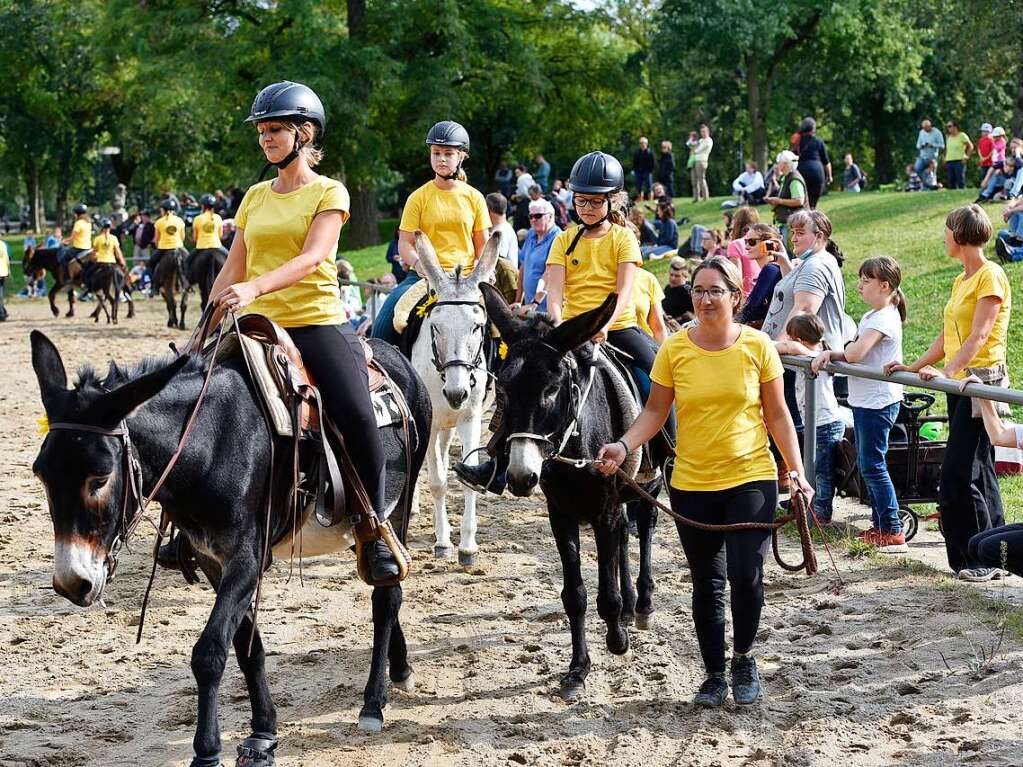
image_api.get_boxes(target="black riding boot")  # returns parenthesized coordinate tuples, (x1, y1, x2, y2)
(363, 539, 400, 582)
(156, 529, 200, 584)
(454, 455, 508, 495)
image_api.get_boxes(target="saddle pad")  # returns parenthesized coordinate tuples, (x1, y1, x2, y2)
(371, 389, 404, 429)
(593, 348, 643, 480)
(216, 333, 296, 437)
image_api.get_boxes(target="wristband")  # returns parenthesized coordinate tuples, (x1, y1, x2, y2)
(617, 439, 631, 453)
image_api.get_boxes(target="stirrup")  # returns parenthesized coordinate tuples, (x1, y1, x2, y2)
(236, 734, 278, 766)
(355, 519, 412, 587)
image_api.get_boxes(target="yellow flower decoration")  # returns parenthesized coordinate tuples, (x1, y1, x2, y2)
(498, 341, 508, 360)
(37, 415, 50, 435)
(415, 294, 438, 318)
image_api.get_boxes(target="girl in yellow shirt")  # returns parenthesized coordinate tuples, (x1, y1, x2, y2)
(370, 120, 488, 343)
(205, 80, 395, 582)
(60, 203, 92, 267)
(597, 257, 810, 709)
(90, 219, 126, 270)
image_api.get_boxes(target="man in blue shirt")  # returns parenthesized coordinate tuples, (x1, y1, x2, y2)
(517, 198, 561, 313)
(915, 119, 945, 174)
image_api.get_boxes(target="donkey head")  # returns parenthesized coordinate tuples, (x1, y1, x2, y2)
(30, 331, 187, 606)
(415, 230, 500, 410)
(482, 284, 617, 497)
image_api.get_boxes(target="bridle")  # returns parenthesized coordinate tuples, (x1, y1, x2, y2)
(426, 299, 488, 388)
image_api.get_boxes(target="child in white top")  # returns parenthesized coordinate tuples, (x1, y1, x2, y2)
(776, 313, 844, 522)
(813, 256, 907, 552)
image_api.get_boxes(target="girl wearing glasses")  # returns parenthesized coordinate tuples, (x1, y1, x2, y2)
(597, 256, 810, 708)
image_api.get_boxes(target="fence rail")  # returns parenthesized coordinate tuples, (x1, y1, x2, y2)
(779, 354, 1023, 482)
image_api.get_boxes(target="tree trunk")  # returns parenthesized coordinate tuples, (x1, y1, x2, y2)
(1013, 61, 1023, 141)
(869, 95, 895, 185)
(745, 54, 769, 172)
(345, 186, 380, 250)
(25, 160, 43, 232)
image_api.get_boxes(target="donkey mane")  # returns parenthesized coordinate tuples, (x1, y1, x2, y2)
(74, 353, 205, 395)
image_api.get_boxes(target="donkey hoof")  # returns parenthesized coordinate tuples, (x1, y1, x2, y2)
(560, 681, 586, 702)
(635, 611, 656, 631)
(393, 669, 417, 692)
(458, 550, 477, 567)
(357, 713, 384, 733)
(433, 545, 454, 560)
(607, 628, 630, 656)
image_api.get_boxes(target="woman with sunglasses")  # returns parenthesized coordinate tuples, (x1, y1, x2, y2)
(738, 223, 786, 328)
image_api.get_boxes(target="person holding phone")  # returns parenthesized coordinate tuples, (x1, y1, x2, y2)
(738, 223, 786, 328)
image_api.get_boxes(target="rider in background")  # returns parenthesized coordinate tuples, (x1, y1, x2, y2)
(61, 203, 92, 267)
(148, 199, 186, 279)
(92, 218, 127, 271)
(189, 193, 228, 279)
(370, 120, 488, 344)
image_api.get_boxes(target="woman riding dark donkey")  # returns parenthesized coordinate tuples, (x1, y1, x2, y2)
(457, 150, 658, 493)
(597, 257, 812, 708)
(60, 202, 92, 266)
(159, 80, 398, 583)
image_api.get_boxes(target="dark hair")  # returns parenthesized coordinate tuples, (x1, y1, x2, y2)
(485, 192, 507, 215)
(799, 116, 817, 134)
(859, 255, 908, 322)
(945, 204, 993, 246)
(658, 201, 676, 220)
(786, 313, 826, 347)
(730, 206, 760, 241)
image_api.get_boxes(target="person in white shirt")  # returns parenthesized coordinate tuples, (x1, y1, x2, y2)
(813, 255, 908, 552)
(486, 192, 519, 268)
(726, 161, 765, 207)
(514, 165, 535, 199)
(691, 124, 714, 201)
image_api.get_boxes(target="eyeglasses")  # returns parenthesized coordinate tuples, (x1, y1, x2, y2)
(574, 198, 607, 210)
(692, 287, 735, 300)
(529, 213, 548, 220)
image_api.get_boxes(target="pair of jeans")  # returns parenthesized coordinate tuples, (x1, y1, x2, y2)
(946, 160, 966, 189)
(670, 480, 777, 674)
(914, 156, 932, 174)
(813, 420, 845, 520)
(852, 403, 901, 533)
(969, 524, 1023, 576)
(939, 393, 1004, 572)
(981, 172, 1005, 200)
(634, 171, 652, 195)
(370, 270, 420, 345)
(691, 161, 709, 201)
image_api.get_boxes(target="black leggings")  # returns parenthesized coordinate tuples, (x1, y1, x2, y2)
(287, 324, 386, 513)
(607, 326, 656, 373)
(670, 480, 777, 674)
(798, 161, 825, 208)
(969, 524, 1023, 576)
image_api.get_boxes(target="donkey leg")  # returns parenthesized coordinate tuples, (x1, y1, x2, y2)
(179, 281, 189, 329)
(162, 284, 177, 328)
(455, 414, 482, 565)
(427, 427, 455, 559)
(231, 614, 278, 756)
(48, 284, 59, 316)
(66, 286, 75, 318)
(635, 499, 658, 629)
(124, 289, 135, 318)
(388, 607, 415, 690)
(359, 584, 402, 732)
(548, 505, 590, 699)
(111, 286, 120, 325)
(594, 517, 629, 656)
(618, 503, 638, 627)
(190, 553, 259, 767)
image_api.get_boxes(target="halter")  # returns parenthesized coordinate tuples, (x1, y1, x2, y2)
(47, 421, 145, 582)
(426, 299, 488, 388)
(507, 343, 599, 461)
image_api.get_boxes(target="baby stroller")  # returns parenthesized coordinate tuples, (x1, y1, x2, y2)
(832, 388, 947, 542)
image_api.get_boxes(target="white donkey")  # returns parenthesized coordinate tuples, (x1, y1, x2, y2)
(410, 230, 500, 565)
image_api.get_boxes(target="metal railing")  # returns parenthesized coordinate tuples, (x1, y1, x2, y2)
(780, 355, 1023, 482)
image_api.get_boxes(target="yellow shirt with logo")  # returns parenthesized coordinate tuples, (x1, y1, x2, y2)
(942, 260, 1011, 378)
(71, 219, 92, 249)
(398, 181, 488, 271)
(92, 233, 117, 264)
(633, 268, 665, 337)
(235, 175, 349, 327)
(193, 210, 224, 250)
(651, 326, 783, 491)
(546, 223, 642, 331)
(0, 240, 9, 278)
(155, 214, 186, 250)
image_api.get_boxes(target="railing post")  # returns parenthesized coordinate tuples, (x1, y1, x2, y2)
(801, 367, 817, 486)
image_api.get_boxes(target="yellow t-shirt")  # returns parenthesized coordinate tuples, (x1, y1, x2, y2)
(633, 268, 665, 338)
(398, 181, 488, 271)
(236, 175, 350, 327)
(942, 260, 1012, 378)
(651, 325, 784, 491)
(155, 214, 186, 250)
(193, 211, 224, 250)
(547, 224, 642, 331)
(0, 241, 9, 278)
(92, 233, 117, 264)
(71, 219, 92, 249)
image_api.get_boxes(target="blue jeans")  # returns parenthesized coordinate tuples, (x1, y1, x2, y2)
(914, 156, 931, 174)
(813, 420, 846, 520)
(981, 172, 1005, 200)
(946, 160, 966, 189)
(634, 171, 652, 195)
(370, 271, 420, 345)
(852, 403, 901, 533)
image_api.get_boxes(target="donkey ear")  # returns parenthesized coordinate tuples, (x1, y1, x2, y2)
(546, 293, 618, 354)
(31, 330, 68, 410)
(470, 230, 502, 287)
(413, 231, 449, 291)
(94, 354, 191, 425)
(481, 282, 527, 343)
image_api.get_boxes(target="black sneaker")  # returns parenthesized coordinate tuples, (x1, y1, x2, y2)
(730, 655, 762, 705)
(693, 673, 728, 707)
(995, 237, 1012, 264)
(454, 459, 506, 495)
(364, 539, 400, 582)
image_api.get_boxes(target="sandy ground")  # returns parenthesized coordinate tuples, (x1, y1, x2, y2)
(2, 298, 1023, 767)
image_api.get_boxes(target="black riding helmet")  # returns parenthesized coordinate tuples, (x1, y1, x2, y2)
(159, 199, 178, 213)
(100, 218, 112, 229)
(565, 151, 625, 255)
(426, 121, 470, 180)
(201, 193, 216, 208)
(246, 81, 326, 180)
(73, 202, 88, 215)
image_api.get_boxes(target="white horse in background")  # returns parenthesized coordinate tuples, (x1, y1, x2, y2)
(410, 230, 500, 566)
